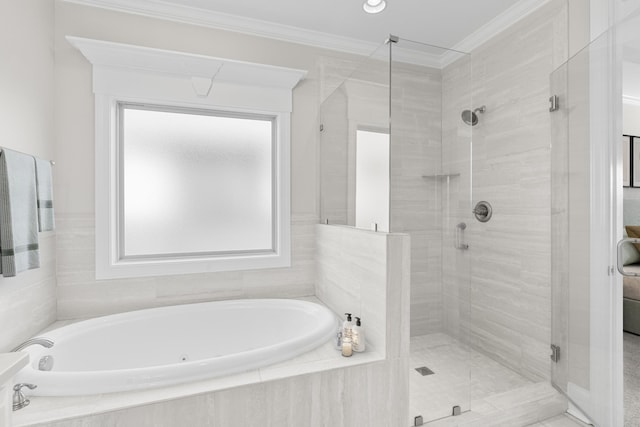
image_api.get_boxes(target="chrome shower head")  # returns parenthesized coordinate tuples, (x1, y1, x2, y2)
(461, 105, 486, 126)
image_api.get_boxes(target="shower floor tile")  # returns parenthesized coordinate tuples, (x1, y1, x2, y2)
(410, 333, 532, 424)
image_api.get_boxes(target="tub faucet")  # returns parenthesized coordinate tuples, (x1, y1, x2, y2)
(13, 383, 37, 411)
(11, 338, 54, 352)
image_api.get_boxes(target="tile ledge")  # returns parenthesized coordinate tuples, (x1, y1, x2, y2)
(0, 352, 29, 385)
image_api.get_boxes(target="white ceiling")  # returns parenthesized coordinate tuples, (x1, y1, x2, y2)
(156, 0, 523, 48)
(66, 0, 546, 65)
(64, 0, 640, 95)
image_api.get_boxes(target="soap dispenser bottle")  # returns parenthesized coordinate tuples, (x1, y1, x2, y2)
(343, 313, 354, 340)
(353, 317, 366, 352)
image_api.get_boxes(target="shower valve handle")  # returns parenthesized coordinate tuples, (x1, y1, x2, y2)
(473, 206, 488, 215)
(473, 201, 493, 223)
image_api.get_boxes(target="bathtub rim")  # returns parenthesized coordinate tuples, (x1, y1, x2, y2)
(15, 298, 339, 395)
(11, 296, 385, 427)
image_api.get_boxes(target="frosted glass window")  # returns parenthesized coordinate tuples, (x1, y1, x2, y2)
(119, 104, 274, 259)
(355, 130, 389, 232)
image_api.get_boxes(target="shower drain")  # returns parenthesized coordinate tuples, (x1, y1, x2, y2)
(415, 366, 434, 376)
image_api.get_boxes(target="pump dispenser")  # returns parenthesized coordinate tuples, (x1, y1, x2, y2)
(352, 317, 366, 352)
(343, 313, 353, 340)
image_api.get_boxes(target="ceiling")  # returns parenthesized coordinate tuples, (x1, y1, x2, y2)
(152, 0, 524, 49)
(66, 0, 545, 66)
(64, 0, 640, 97)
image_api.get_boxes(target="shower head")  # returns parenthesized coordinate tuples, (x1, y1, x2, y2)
(461, 105, 486, 126)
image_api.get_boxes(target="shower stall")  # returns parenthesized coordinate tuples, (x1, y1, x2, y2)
(319, 0, 623, 424)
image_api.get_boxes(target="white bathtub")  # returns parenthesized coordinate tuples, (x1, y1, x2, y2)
(15, 299, 337, 396)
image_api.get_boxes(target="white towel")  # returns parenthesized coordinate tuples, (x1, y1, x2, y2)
(0, 149, 40, 277)
(35, 157, 55, 232)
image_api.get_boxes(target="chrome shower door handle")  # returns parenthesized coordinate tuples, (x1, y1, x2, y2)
(455, 222, 469, 250)
(617, 238, 640, 276)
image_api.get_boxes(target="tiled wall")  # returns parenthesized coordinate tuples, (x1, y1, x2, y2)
(56, 213, 317, 319)
(389, 60, 444, 336)
(0, 0, 57, 351)
(440, 54, 473, 339)
(29, 359, 409, 427)
(320, 53, 445, 337)
(442, 0, 569, 381)
(315, 224, 411, 357)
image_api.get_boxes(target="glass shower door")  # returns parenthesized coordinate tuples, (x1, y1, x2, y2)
(550, 28, 622, 427)
(389, 38, 473, 425)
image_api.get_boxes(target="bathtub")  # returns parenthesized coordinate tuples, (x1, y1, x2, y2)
(14, 299, 337, 396)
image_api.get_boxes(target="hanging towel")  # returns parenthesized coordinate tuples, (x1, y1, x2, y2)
(0, 149, 40, 277)
(34, 157, 55, 232)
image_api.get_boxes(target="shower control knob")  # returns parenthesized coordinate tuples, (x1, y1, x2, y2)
(473, 206, 488, 215)
(473, 201, 492, 223)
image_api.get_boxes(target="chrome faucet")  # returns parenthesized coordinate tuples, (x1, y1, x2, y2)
(13, 383, 37, 411)
(11, 337, 54, 352)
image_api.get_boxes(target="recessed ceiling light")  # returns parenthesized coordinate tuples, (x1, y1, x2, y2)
(363, 0, 386, 14)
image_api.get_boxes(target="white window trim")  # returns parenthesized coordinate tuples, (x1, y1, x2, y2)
(68, 36, 306, 279)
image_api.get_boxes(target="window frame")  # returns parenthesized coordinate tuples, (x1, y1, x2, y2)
(97, 94, 291, 279)
(67, 37, 304, 279)
(116, 101, 279, 261)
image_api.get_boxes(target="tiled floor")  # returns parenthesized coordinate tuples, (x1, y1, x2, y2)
(528, 414, 591, 426)
(410, 333, 533, 424)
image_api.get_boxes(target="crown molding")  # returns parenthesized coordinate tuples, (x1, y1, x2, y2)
(449, 0, 551, 56)
(63, 0, 385, 57)
(64, 0, 548, 69)
(392, 46, 447, 68)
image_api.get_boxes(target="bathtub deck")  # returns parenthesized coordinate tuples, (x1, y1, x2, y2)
(12, 297, 385, 427)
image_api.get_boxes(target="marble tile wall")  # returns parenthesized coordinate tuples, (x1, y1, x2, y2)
(441, 0, 569, 382)
(0, 234, 57, 352)
(55, 213, 317, 319)
(440, 54, 473, 340)
(315, 224, 411, 357)
(315, 225, 387, 351)
(29, 359, 409, 427)
(389, 60, 444, 336)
